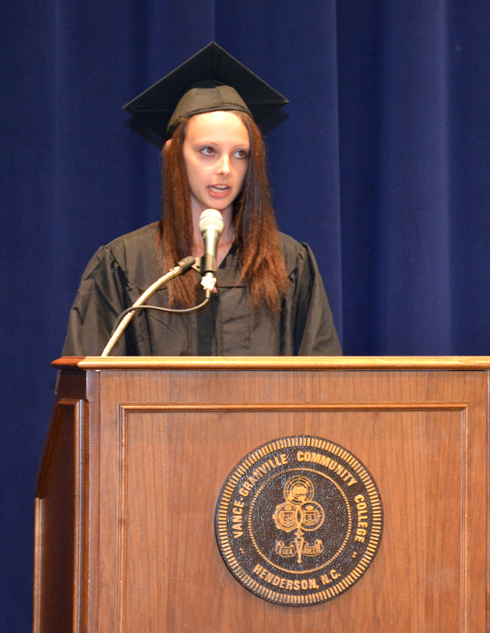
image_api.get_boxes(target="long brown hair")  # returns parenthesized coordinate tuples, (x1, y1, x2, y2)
(160, 111, 289, 311)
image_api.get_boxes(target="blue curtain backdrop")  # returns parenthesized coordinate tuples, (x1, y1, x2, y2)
(2, 0, 490, 629)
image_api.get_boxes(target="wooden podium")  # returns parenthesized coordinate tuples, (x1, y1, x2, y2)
(34, 357, 489, 632)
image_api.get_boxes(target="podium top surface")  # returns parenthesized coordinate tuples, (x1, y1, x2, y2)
(53, 356, 490, 371)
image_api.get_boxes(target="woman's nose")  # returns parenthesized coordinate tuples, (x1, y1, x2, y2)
(217, 154, 231, 175)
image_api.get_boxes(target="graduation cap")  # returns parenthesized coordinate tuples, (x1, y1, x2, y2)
(123, 42, 289, 139)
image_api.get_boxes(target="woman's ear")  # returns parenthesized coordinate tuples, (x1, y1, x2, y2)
(162, 138, 172, 158)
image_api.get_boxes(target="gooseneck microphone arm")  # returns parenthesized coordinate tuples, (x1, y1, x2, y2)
(101, 256, 196, 357)
(100, 209, 225, 357)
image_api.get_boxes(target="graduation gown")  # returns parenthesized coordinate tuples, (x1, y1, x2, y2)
(62, 223, 341, 356)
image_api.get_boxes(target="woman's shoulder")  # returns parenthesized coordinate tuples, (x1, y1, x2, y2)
(278, 232, 317, 275)
(84, 222, 162, 290)
(104, 222, 161, 255)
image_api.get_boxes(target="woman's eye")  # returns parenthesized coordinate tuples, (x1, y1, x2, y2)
(201, 147, 214, 156)
(235, 149, 249, 159)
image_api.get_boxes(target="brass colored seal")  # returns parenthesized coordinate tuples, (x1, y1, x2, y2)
(215, 436, 383, 606)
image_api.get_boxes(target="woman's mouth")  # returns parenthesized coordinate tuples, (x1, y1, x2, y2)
(208, 184, 230, 198)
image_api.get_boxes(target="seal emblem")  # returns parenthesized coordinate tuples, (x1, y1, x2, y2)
(215, 436, 383, 606)
(273, 476, 325, 563)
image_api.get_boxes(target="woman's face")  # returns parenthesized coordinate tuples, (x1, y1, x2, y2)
(182, 111, 250, 218)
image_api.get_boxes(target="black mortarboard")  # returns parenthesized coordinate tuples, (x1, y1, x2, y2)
(123, 42, 289, 139)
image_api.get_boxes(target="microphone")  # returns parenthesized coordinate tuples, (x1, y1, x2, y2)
(199, 209, 224, 274)
(198, 209, 224, 297)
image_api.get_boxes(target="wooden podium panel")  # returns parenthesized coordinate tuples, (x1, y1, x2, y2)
(34, 357, 490, 632)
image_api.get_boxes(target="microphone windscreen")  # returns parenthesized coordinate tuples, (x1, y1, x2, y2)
(199, 209, 224, 236)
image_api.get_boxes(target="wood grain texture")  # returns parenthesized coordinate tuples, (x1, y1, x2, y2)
(35, 361, 490, 632)
(33, 398, 87, 633)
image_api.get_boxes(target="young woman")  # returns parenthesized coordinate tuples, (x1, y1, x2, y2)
(62, 44, 341, 357)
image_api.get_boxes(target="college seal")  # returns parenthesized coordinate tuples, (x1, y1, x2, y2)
(215, 436, 383, 606)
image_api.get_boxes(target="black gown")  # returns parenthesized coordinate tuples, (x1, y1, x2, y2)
(62, 223, 341, 356)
